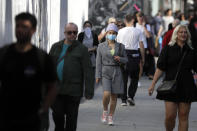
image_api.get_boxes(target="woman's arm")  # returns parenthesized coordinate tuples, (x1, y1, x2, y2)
(95, 45, 102, 83)
(98, 29, 106, 41)
(148, 68, 163, 95)
(144, 24, 151, 38)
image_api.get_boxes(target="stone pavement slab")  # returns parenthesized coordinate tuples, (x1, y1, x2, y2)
(49, 76, 197, 131)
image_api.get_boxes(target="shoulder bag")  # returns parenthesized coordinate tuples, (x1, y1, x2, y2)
(156, 50, 187, 94)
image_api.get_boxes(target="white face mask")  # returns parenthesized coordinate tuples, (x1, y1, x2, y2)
(84, 27, 92, 38)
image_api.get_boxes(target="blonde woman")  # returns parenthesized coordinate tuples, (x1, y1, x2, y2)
(96, 23, 128, 125)
(148, 25, 197, 131)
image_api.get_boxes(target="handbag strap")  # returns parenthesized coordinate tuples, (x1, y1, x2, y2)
(118, 43, 122, 56)
(174, 49, 187, 80)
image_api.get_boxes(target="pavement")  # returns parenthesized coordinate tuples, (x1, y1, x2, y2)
(49, 76, 197, 131)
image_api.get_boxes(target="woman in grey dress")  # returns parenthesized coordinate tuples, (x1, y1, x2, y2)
(96, 23, 128, 125)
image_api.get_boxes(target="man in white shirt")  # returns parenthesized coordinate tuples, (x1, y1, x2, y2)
(136, 12, 151, 49)
(117, 14, 145, 106)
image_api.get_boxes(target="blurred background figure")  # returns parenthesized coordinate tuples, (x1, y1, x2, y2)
(142, 15, 156, 80)
(153, 10, 164, 56)
(163, 9, 174, 33)
(177, 13, 189, 25)
(162, 19, 180, 48)
(189, 13, 197, 49)
(135, 12, 151, 82)
(116, 20, 125, 30)
(78, 20, 99, 79)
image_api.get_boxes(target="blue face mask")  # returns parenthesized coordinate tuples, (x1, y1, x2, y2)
(106, 34, 116, 41)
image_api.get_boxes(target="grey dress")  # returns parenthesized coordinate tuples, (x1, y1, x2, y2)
(96, 41, 128, 94)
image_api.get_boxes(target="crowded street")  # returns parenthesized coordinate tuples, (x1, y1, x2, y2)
(0, 0, 197, 131)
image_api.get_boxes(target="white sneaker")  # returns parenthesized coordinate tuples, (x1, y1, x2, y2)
(108, 115, 114, 126)
(138, 82, 141, 87)
(101, 111, 108, 124)
(121, 102, 127, 106)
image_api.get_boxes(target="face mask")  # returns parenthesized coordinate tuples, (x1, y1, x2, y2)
(84, 27, 92, 38)
(106, 34, 116, 41)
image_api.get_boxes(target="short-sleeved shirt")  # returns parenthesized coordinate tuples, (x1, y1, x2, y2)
(156, 44, 197, 102)
(136, 23, 151, 48)
(117, 26, 143, 50)
(0, 44, 57, 120)
(163, 16, 174, 33)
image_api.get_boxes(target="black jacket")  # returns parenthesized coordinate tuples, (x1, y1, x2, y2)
(78, 31, 99, 55)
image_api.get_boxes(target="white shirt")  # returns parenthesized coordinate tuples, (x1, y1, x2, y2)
(117, 26, 143, 50)
(163, 16, 174, 33)
(136, 23, 151, 48)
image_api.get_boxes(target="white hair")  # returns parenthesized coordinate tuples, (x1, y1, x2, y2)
(168, 24, 193, 49)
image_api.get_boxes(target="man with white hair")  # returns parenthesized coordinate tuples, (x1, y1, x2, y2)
(162, 19, 180, 48)
(49, 23, 94, 131)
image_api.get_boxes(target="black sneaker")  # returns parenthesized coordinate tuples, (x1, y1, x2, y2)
(121, 100, 127, 106)
(127, 98, 135, 106)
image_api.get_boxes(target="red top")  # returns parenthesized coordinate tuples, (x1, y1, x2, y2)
(162, 28, 175, 48)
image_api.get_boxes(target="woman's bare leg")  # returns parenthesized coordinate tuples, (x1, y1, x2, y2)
(165, 101, 178, 131)
(178, 102, 191, 131)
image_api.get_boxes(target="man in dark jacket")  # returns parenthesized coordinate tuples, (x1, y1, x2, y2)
(49, 22, 94, 131)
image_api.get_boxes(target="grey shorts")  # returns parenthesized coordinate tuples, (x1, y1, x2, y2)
(102, 77, 123, 94)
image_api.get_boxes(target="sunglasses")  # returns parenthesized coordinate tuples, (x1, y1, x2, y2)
(66, 31, 78, 35)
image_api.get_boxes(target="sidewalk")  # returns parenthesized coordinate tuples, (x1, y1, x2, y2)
(49, 76, 197, 131)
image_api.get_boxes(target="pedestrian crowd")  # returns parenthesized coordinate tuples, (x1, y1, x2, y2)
(0, 8, 197, 131)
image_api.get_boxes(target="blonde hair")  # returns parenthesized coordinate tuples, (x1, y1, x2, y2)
(108, 17, 116, 24)
(168, 24, 193, 49)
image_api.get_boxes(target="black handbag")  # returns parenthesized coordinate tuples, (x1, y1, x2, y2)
(156, 50, 187, 94)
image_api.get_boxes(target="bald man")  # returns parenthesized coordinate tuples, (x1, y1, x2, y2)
(49, 23, 94, 131)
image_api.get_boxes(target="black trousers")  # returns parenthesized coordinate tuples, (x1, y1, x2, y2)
(143, 51, 155, 76)
(121, 50, 140, 101)
(52, 95, 81, 131)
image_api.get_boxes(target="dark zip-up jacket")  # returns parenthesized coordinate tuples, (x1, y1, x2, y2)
(49, 40, 94, 98)
(78, 31, 99, 56)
